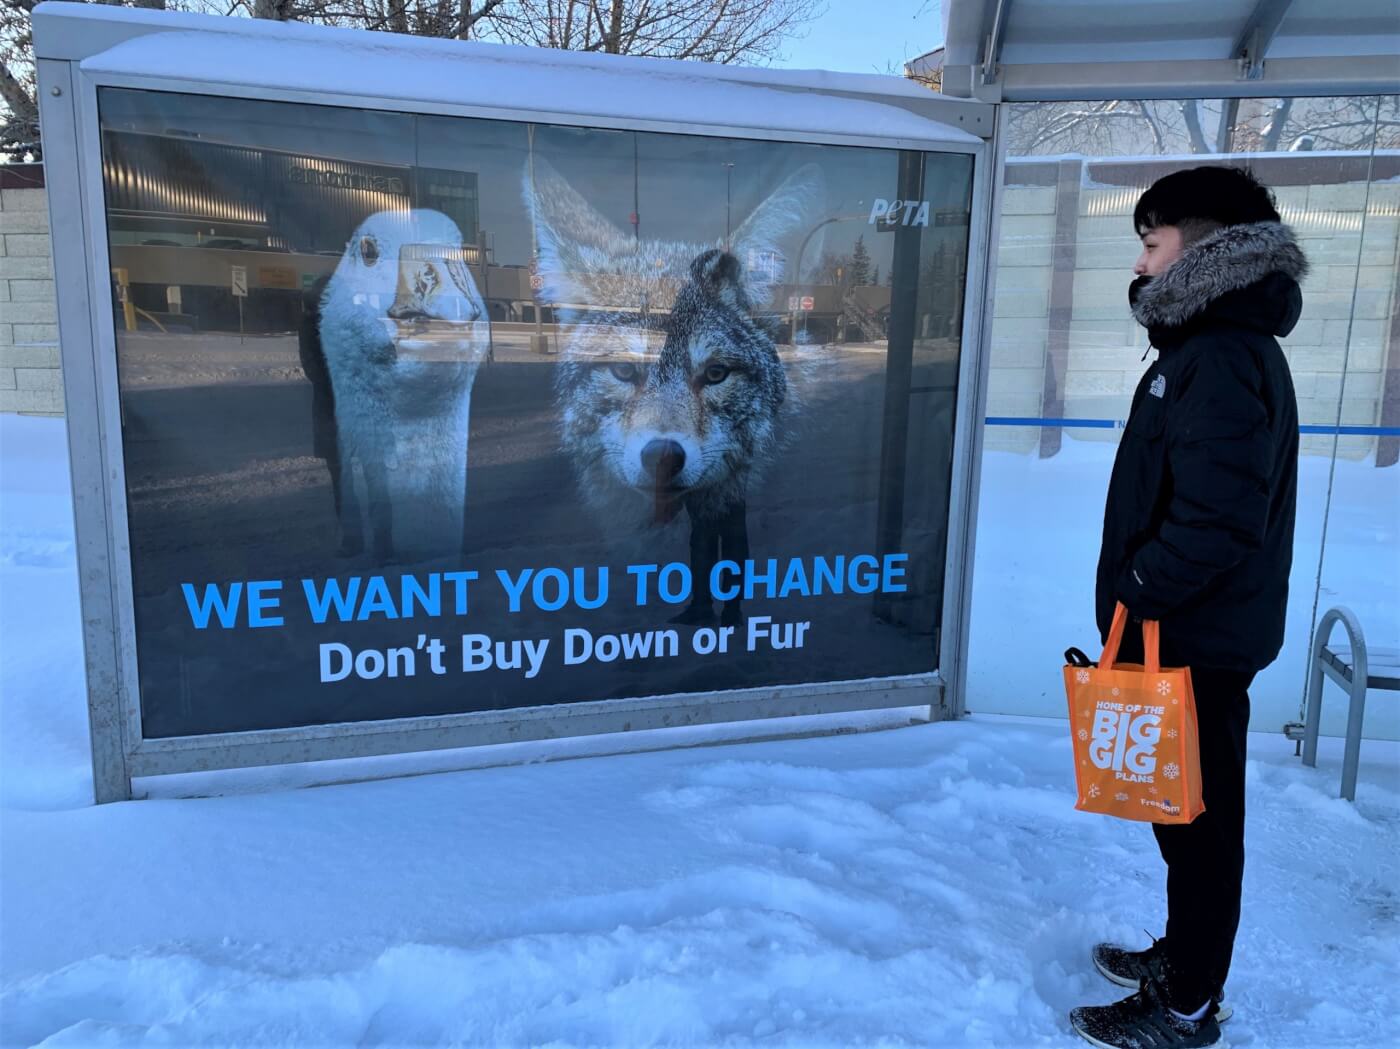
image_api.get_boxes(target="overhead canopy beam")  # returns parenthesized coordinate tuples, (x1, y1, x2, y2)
(942, 54, 1400, 102)
(938, 0, 1398, 102)
(980, 0, 1014, 86)
(1234, 0, 1299, 80)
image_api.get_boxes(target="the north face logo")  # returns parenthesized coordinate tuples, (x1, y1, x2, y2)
(1149, 375, 1167, 399)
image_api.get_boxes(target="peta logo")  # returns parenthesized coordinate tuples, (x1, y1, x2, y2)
(1088, 703, 1162, 781)
(1149, 375, 1167, 399)
(869, 198, 931, 228)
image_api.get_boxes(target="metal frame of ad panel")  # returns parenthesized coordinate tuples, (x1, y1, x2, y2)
(34, 5, 997, 803)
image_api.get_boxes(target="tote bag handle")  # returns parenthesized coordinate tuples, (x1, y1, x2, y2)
(1100, 601, 1161, 674)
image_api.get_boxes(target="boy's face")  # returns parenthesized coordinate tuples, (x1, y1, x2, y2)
(1134, 225, 1184, 278)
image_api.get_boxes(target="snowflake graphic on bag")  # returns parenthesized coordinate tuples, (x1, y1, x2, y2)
(1076, 669, 1091, 685)
(1077, 728, 1089, 741)
(1148, 786, 1159, 795)
(1088, 784, 1101, 799)
(1167, 728, 1178, 740)
(1156, 680, 1172, 696)
(1115, 792, 1130, 802)
(1163, 762, 1180, 780)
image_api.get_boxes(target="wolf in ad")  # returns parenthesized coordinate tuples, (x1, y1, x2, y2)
(299, 209, 490, 563)
(526, 161, 824, 622)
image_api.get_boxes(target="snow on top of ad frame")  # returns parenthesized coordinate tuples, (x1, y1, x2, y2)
(32, 2, 986, 147)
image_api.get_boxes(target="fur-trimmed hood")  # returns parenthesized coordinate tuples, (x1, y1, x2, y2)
(1131, 221, 1308, 332)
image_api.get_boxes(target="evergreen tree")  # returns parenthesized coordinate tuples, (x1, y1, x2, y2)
(849, 234, 872, 286)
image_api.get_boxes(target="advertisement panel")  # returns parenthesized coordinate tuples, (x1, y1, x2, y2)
(98, 88, 974, 739)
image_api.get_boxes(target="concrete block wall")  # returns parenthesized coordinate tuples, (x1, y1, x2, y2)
(1283, 181, 1399, 457)
(0, 174, 62, 416)
(984, 187, 1055, 452)
(1062, 185, 1150, 439)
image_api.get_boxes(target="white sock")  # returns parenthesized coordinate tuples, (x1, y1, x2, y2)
(1170, 1001, 1211, 1023)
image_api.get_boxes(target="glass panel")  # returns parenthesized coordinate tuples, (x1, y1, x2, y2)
(1311, 95, 1400, 741)
(970, 96, 1393, 738)
(97, 88, 975, 738)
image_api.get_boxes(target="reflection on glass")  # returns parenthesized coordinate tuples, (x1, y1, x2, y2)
(302, 213, 489, 562)
(973, 94, 1399, 736)
(529, 160, 823, 624)
(96, 87, 974, 737)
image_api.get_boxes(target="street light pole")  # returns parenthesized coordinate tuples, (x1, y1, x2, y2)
(789, 215, 844, 344)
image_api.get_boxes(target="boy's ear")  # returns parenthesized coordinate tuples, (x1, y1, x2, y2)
(523, 158, 633, 311)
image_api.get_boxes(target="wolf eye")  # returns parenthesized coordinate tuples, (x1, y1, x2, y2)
(703, 363, 731, 384)
(608, 362, 639, 383)
(359, 237, 380, 266)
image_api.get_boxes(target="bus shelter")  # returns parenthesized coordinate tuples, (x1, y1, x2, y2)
(32, 2, 998, 802)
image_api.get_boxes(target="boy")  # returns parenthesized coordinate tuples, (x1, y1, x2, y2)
(1072, 166, 1305, 1049)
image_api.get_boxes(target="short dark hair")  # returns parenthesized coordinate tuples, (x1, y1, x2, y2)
(1134, 166, 1280, 236)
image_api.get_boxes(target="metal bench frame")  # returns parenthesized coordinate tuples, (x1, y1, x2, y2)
(1301, 606, 1400, 802)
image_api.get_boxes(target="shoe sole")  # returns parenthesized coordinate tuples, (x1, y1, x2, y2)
(1091, 957, 1233, 1024)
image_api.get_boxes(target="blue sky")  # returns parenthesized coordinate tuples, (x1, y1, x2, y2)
(772, 1, 942, 75)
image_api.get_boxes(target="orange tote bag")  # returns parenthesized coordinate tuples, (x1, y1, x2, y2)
(1063, 603, 1204, 824)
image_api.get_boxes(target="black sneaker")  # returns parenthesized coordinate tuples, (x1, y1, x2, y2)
(1093, 938, 1166, 990)
(1070, 978, 1222, 1049)
(1092, 940, 1233, 1024)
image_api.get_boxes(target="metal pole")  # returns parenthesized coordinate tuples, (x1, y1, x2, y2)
(478, 229, 493, 361)
(37, 57, 133, 802)
(528, 124, 547, 353)
(723, 162, 734, 249)
(790, 215, 842, 344)
(874, 151, 926, 603)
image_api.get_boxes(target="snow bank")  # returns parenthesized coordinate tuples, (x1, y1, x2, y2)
(0, 415, 91, 811)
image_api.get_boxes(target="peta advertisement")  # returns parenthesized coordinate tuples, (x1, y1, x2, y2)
(98, 89, 974, 738)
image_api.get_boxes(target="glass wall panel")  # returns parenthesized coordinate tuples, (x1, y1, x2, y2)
(97, 89, 975, 739)
(1310, 95, 1400, 740)
(970, 95, 1397, 741)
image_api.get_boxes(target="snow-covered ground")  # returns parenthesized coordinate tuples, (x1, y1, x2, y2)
(3, 414, 1398, 1047)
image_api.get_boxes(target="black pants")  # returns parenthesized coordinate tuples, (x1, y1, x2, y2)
(1153, 667, 1254, 1011)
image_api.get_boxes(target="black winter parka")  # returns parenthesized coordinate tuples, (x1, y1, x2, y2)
(1096, 221, 1306, 674)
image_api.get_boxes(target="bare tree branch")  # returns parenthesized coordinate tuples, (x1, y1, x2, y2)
(0, 55, 33, 120)
(1001, 94, 1399, 164)
(1134, 100, 1165, 153)
(1181, 100, 1213, 154)
(481, 0, 821, 64)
